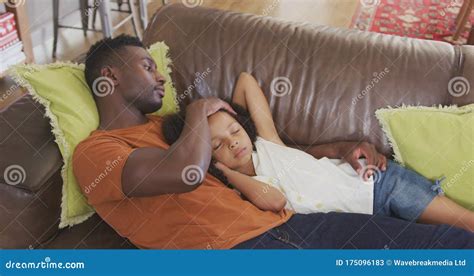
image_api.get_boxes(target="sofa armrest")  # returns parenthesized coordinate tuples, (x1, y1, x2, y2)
(0, 77, 64, 248)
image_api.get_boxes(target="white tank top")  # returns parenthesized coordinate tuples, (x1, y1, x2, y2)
(251, 136, 374, 214)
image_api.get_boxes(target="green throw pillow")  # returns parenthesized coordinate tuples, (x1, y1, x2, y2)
(376, 104, 474, 210)
(8, 42, 178, 228)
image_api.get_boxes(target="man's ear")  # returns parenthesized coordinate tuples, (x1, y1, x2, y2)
(100, 66, 119, 86)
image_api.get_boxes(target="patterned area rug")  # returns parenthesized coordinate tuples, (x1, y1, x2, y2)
(350, 0, 474, 44)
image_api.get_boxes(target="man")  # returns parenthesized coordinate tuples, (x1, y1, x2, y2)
(73, 35, 474, 249)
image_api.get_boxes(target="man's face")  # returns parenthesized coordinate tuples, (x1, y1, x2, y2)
(112, 46, 166, 114)
(208, 111, 253, 171)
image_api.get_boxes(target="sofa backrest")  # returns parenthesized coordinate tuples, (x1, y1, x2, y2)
(143, 4, 474, 156)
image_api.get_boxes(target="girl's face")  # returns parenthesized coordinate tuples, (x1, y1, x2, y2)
(208, 111, 253, 171)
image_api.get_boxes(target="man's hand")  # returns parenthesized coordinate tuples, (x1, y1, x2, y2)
(341, 142, 387, 179)
(123, 99, 233, 197)
(292, 141, 387, 181)
(187, 97, 236, 117)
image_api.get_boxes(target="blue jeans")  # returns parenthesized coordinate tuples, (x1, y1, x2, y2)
(232, 213, 474, 249)
(373, 160, 439, 221)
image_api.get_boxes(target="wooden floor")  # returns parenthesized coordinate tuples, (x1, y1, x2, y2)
(160, 0, 358, 27)
(35, 0, 359, 64)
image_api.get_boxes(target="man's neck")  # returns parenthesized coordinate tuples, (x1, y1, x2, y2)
(96, 96, 149, 130)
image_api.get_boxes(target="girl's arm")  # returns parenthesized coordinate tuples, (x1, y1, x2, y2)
(215, 162, 287, 212)
(232, 72, 285, 146)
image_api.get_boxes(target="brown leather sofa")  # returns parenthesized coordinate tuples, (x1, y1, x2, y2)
(1, 4, 473, 249)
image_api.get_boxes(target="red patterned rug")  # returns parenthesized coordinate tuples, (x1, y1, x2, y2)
(351, 0, 474, 44)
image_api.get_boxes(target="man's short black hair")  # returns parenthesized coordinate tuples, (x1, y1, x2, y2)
(162, 103, 257, 188)
(84, 34, 144, 90)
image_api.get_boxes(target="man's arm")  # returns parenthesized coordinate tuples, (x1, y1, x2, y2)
(289, 141, 387, 174)
(122, 98, 235, 197)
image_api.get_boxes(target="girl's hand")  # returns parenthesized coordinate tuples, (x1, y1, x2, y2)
(214, 161, 231, 174)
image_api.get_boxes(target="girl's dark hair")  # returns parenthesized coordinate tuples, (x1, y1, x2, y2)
(162, 102, 257, 187)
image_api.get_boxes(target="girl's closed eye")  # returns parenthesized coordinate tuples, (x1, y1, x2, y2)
(213, 142, 222, 151)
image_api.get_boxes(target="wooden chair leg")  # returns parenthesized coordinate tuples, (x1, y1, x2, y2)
(467, 25, 474, 45)
(98, 0, 113, 38)
(52, 0, 59, 59)
(92, 4, 98, 30)
(79, 0, 89, 37)
(453, 0, 474, 41)
(129, 0, 142, 39)
(455, 0, 470, 25)
(139, 0, 148, 31)
(117, 0, 124, 11)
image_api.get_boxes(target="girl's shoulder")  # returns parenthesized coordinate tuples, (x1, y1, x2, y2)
(255, 136, 288, 148)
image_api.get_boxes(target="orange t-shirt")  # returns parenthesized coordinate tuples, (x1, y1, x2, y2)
(73, 115, 292, 249)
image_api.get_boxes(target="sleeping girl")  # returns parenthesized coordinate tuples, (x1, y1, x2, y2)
(162, 72, 474, 232)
